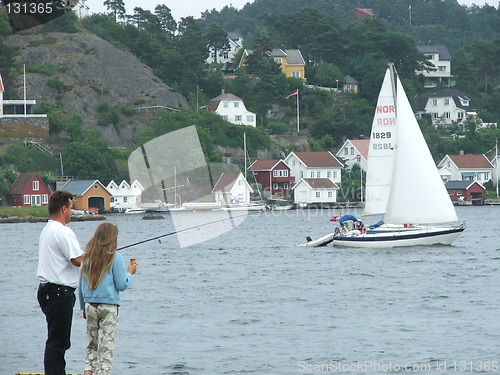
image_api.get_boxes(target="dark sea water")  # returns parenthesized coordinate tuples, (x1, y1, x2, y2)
(1, 205, 500, 375)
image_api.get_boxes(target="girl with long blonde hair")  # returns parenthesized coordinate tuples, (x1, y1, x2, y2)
(79, 222, 137, 375)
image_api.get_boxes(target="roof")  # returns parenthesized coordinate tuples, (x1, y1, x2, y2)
(207, 93, 243, 112)
(269, 49, 306, 65)
(227, 31, 242, 42)
(7, 173, 39, 195)
(417, 45, 452, 61)
(445, 180, 485, 190)
(248, 159, 284, 171)
(291, 151, 343, 168)
(302, 178, 339, 189)
(212, 173, 241, 193)
(61, 180, 106, 196)
(354, 8, 375, 18)
(349, 139, 370, 159)
(417, 89, 477, 112)
(345, 75, 359, 84)
(448, 154, 494, 169)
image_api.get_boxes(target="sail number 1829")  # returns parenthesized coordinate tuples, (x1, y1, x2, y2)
(372, 132, 392, 150)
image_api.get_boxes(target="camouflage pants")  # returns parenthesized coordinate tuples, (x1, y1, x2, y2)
(84, 303, 119, 375)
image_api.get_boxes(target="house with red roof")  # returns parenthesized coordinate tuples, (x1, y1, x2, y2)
(292, 178, 339, 207)
(7, 173, 51, 207)
(207, 91, 256, 127)
(284, 151, 343, 185)
(247, 159, 294, 199)
(437, 154, 494, 184)
(336, 139, 369, 171)
(444, 180, 485, 205)
(212, 173, 253, 205)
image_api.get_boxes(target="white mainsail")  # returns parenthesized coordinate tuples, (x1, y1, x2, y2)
(364, 67, 398, 215)
(384, 77, 459, 224)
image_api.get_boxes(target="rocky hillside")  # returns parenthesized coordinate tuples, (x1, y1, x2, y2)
(3, 31, 190, 147)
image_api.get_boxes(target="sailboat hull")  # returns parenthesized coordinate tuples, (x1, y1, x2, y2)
(331, 225, 465, 248)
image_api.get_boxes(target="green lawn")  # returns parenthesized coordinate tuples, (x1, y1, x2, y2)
(0, 206, 49, 218)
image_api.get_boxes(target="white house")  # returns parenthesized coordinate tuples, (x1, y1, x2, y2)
(207, 91, 256, 127)
(212, 173, 253, 205)
(336, 139, 369, 171)
(206, 31, 243, 65)
(416, 88, 479, 128)
(416, 45, 453, 88)
(106, 179, 145, 212)
(437, 154, 494, 184)
(284, 151, 343, 186)
(292, 178, 339, 206)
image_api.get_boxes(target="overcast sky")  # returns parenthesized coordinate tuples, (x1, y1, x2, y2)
(84, 0, 497, 21)
(84, 0, 252, 20)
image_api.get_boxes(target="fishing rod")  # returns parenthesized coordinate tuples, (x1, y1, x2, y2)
(117, 210, 263, 251)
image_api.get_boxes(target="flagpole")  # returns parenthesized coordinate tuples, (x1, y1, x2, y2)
(296, 90, 300, 133)
(23, 64, 27, 118)
(496, 139, 499, 197)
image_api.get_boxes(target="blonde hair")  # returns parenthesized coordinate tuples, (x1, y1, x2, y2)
(81, 222, 119, 289)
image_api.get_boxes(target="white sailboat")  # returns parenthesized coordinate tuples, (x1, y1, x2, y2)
(363, 68, 397, 215)
(331, 64, 465, 248)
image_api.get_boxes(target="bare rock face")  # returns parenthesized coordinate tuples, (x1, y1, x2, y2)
(4, 32, 190, 146)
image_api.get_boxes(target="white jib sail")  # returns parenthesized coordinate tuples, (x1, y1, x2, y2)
(364, 68, 397, 215)
(384, 77, 459, 224)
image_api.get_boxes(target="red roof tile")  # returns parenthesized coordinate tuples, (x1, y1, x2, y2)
(349, 140, 370, 159)
(449, 154, 494, 169)
(8, 173, 38, 195)
(293, 151, 343, 168)
(303, 178, 339, 189)
(248, 160, 281, 171)
(212, 173, 240, 192)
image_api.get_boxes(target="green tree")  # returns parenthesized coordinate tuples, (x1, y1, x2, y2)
(104, 0, 126, 21)
(206, 23, 230, 64)
(155, 4, 177, 36)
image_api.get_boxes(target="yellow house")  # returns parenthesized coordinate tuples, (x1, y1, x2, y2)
(239, 48, 306, 80)
(60, 179, 112, 212)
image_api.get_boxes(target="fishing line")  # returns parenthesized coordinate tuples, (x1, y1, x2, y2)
(117, 210, 263, 251)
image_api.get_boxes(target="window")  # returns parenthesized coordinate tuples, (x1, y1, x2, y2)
(328, 192, 333, 198)
(223, 102, 229, 108)
(432, 113, 439, 120)
(344, 148, 348, 155)
(273, 183, 278, 190)
(432, 99, 438, 106)
(292, 70, 301, 78)
(327, 171, 332, 179)
(246, 115, 254, 122)
(315, 192, 321, 198)
(274, 58, 282, 64)
(32, 180, 39, 190)
(234, 102, 239, 108)
(444, 98, 450, 106)
(316, 171, 321, 178)
(284, 183, 289, 189)
(273, 170, 279, 177)
(42, 194, 48, 204)
(123, 197, 128, 203)
(235, 115, 242, 121)
(333, 171, 337, 179)
(438, 66, 446, 72)
(351, 147, 355, 155)
(273, 170, 289, 177)
(222, 115, 228, 121)
(24, 195, 30, 204)
(458, 112, 465, 119)
(310, 171, 314, 178)
(444, 112, 450, 119)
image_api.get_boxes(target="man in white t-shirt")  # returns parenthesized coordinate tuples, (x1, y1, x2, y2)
(37, 190, 83, 375)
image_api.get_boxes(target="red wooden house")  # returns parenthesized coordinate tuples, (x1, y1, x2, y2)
(248, 159, 294, 199)
(7, 173, 51, 207)
(445, 180, 485, 205)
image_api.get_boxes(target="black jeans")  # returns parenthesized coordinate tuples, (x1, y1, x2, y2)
(37, 283, 76, 375)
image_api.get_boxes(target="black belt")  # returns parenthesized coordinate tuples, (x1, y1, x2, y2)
(40, 282, 76, 292)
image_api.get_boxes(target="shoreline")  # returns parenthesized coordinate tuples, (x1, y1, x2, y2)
(0, 214, 106, 224)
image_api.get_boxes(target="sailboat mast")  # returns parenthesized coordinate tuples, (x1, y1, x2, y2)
(388, 62, 397, 108)
(244, 132, 247, 180)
